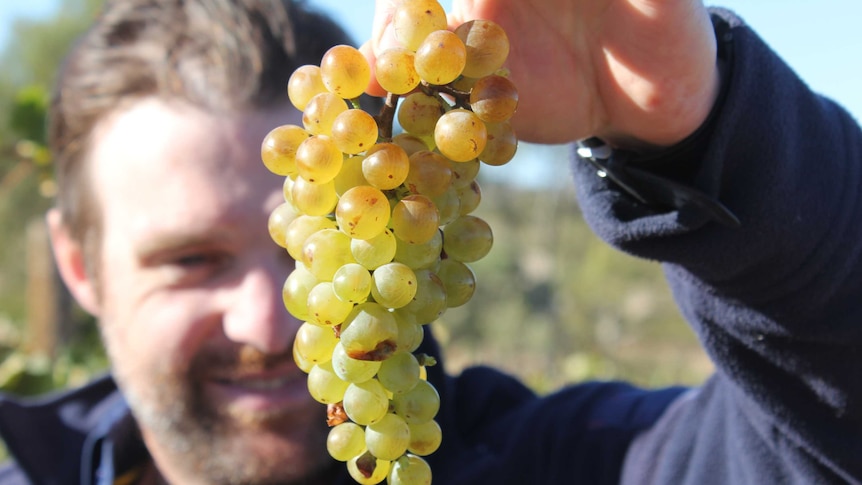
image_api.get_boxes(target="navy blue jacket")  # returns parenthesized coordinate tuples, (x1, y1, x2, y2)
(1, 7, 859, 485)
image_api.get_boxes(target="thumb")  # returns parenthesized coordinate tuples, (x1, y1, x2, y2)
(362, 0, 403, 97)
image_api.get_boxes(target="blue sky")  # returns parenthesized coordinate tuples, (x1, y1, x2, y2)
(1, 1, 861, 186)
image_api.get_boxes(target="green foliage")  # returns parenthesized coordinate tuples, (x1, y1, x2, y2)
(9, 86, 49, 144)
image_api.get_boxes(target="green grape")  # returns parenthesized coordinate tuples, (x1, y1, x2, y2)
(436, 258, 476, 308)
(290, 176, 338, 216)
(407, 420, 442, 456)
(404, 150, 453, 197)
(429, 185, 461, 226)
(393, 230, 442, 270)
(397, 93, 444, 136)
(343, 379, 390, 426)
(267, 201, 299, 248)
(333, 263, 373, 304)
(392, 0, 447, 51)
(479, 121, 518, 166)
(351, 228, 397, 270)
(365, 413, 411, 461)
(283, 174, 296, 203)
(332, 109, 380, 155)
(302, 228, 357, 281)
(377, 351, 420, 395)
(392, 133, 430, 156)
(307, 282, 355, 326)
(389, 454, 432, 485)
(340, 302, 399, 361)
(285, 215, 337, 262)
(303, 92, 349, 136)
(400, 269, 447, 325)
(469, 74, 519, 123)
(362, 143, 410, 191)
(454, 19, 510, 79)
(307, 360, 350, 404)
(295, 135, 343, 185)
(293, 340, 315, 373)
(332, 341, 382, 384)
(336, 185, 392, 240)
(282, 264, 318, 321)
(295, 321, 339, 365)
(347, 451, 391, 485)
(288, 64, 328, 111)
(442, 215, 493, 263)
(448, 158, 481, 188)
(327, 422, 366, 462)
(334, 154, 369, 196)
(321, 44, 372, 100)
(375, 47, 420, 95)
(392, 379, 440, 424)
(261, 124, 309, 176)
(414, 30, 466, 85)
(370, 262, 418, 309)
(456, 179, 481, 216)
(390, 195, 440, 245)
(434, 108, 487, 162)
(393, 312, 425, 353)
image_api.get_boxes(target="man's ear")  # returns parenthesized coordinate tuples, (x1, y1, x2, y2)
(46, 208, 101, 316)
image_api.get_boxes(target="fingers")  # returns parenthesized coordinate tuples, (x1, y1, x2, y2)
(363, 0, 404, 97)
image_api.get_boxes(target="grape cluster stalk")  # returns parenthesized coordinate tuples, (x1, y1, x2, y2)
(261, 1, 518, 483)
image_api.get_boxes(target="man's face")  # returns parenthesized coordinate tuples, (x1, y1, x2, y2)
(86, 98, 328, 484)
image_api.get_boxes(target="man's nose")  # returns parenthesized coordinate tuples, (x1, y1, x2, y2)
(222, 259, 296, 354)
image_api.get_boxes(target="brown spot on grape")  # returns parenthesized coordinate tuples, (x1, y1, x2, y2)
(327, 402, 348, 426)
(346, 340, 397, 361)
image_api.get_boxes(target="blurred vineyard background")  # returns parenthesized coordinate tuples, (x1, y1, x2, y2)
(0, 0, 712, 414)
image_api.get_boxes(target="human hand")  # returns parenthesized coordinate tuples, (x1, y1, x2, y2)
(362, 0, 720, 149)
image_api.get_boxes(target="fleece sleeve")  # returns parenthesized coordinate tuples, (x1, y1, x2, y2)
(572, 8, 862, 483)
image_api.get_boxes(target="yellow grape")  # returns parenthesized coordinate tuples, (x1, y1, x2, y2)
(333, 155, 369, 196)
(469, 74, 519, 123)
(302, 92, 349, 135)
(375, 47, 420, 95)
(393, 230, 442, 270)
(404, 150, 453, 197)
(479, 121, 518, 166)
(393, 0, 448, 51)
(365, 413, 411, 461)
(282, 264, 318, 321)
(302, 228, 357, 281)
(295, 321, 339, 365)
(327, 422, 366, 462)
(288, 65, 328, 111)
(397, 92, 444, 136)
(436, 258, 476, 308)
(307, 361, 350, 404)
(306, 281, 355, 326)
(370, 262, 418, 309)
(414, 30, 467, 85)
(295, 135, 343, 184)
(261, 124, 309, 176)
(351, 228, 398, 270)
(407, 420, 442, 456)
(285, 215, 336, 261)
(390, 195, 440, 245)
(400, 269, 447, 325)
(290, 176, 338, 216)
(392, 133, 430, 156)
(336, 185, 391, 240)
(454, 19, 510, 78)
(332, 262, 373, 304)
(429, 185, 461, 226)
(434, 108, 488, 162)
(362, 143, 410, 190)
(347, 451, 391, 485)
(331, 341, 382, 383)
(339, 302, 399, 361)
(448, 158, 481, 188)
(267, 201, 299, 248)
(442, 215, 494, 263)
(331, 109, 380, 155)
(320, 44, 372, 100)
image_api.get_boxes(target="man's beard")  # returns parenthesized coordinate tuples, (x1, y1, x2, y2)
(111, 343, 332, 485)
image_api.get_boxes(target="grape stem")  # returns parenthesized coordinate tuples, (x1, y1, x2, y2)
(377, 92, 400, 141)
(420, 81, 471, 110)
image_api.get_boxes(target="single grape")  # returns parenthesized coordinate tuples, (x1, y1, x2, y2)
(404, 150, 453, 197)
(333, 154, 369, 196)
(320, 44, 372, 100)
(400, 269, 447, 325)
(285, 214, 337, 262)
(365, 413, 411, 461)
(336, 185, 391, 240)
(327, 422, 366, 462)
(302, 92, 349, 136)
(302, 228, 356, 281)
(454, 19, 510, 78)
(442, 215, 494, 263)
(331, 109, 380, 155)
(469, 74, 519, 123)
(282, 264, 318, 321)
(294, 321, 339, 365)
(397, 93, 444, 136)
(388, 454, 432, 485)
(351, 228, 398, 270)
(407, 420, 442, 456)
(290, 176, 338, 216)
(377, 351, 420, 395)
(479, 121, 518, 166)
(375, 47, 420, 95)
(392, 379, 440, 424)
(392, 0, 447, 51)
(332, 263, 373, 304)
(393, 230, 443, 270)
(414, 30, 467, 85)
(287, 65, 327, 111)
(347, 451, 391, 485)
(339, 302, 399, 361)
(390, 195, 440, 245)
(261, 124, 309, 176)
(267, 201, 299, 248)
(392, 133, 430, 156)
(331, 341, 382, 384)
(307, 281, 355, 326)
(307, 361, 350, 404)
(295, 135, 343, 185)
(370, 262, 418, 310)
(434, 108, 487, 162)
(343, 379, 390, 426)
(456, 179, 482, 216)
(362, 143, 410, 191)
(436, 258, 476, 308)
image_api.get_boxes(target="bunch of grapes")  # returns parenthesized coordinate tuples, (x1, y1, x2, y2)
(261, 1, 517, 483)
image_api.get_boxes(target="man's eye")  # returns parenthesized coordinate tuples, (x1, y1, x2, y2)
(171, 252, 226, 269)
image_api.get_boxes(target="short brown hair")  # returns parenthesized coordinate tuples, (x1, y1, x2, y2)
(48, 0, 352, 264)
